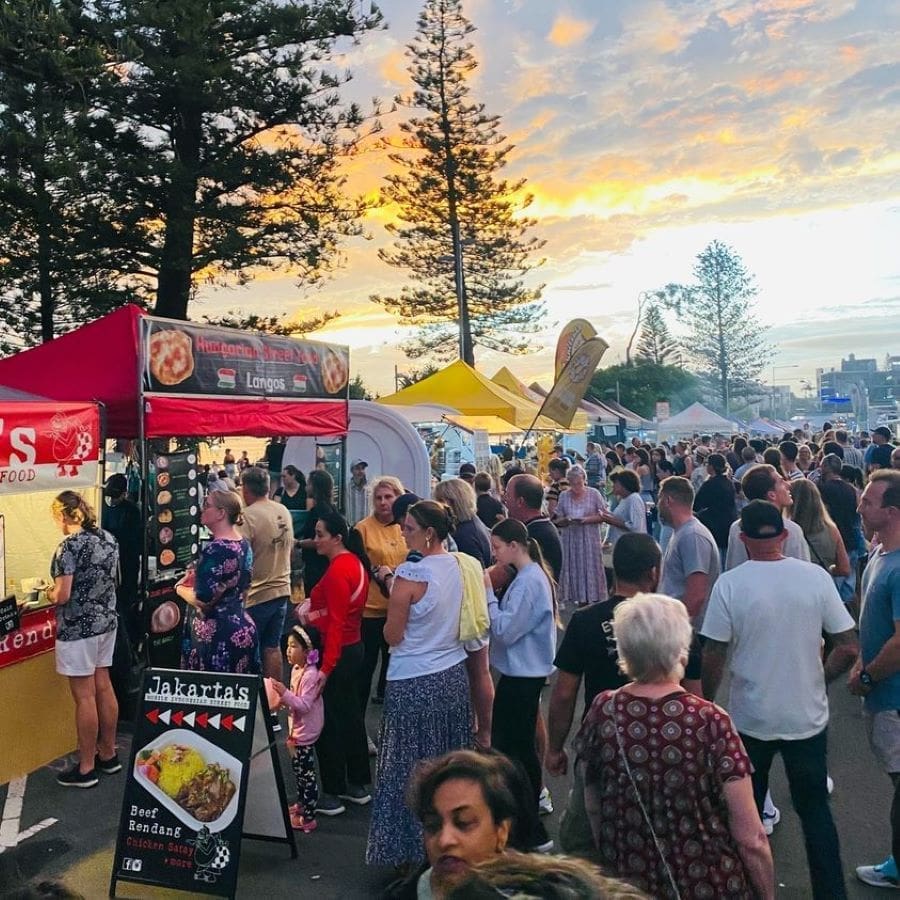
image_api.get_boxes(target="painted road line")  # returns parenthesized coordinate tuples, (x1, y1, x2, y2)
(0, 776, 58, 854)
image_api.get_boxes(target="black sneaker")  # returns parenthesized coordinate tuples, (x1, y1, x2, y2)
(317, 794, 346, 816)
(95, 753, 123, 774)
(57, 765, 99, 789)
(338, 785, 372, 806)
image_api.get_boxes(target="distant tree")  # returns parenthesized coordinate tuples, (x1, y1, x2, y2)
(635, 303, 680, 366)
(89, 0, 383, 321)
(658, 241, 771, 413)
(348, 373, 376, 400)
(0, 1, 139, 356)
(397, 363, 441, 389)
(588, 363, 703, 420)
(371, 0, 545, 364)
(200, 309, 339, 337)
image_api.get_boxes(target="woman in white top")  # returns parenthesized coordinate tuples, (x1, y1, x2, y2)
(488, 518, 557, 851)
(366, 500, 475, 869)
(600, 469, 648, 548)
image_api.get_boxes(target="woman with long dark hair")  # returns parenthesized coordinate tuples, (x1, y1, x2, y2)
(296, 468, 336, 595)
(488, 518, 557, 850)
(367, 500, 475, 868)
(301, 508, 372, 815)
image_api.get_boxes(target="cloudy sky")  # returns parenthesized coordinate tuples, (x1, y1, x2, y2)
(198, 0, 900, 400)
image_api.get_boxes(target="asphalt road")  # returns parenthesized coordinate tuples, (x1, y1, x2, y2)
(0, 668, 893, 899)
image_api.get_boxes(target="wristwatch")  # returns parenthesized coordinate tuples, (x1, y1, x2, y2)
(860, 669, 874, 688)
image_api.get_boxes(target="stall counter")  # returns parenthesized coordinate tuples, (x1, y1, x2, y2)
(0, 604, 76, 786)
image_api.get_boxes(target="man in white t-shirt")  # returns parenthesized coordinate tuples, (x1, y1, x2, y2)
(701, 500, 858, 900)
(725, 464, 810, 569)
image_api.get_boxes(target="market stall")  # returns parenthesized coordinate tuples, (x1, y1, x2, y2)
(0, 305, 350, 676)
(0, 390, 103, 784)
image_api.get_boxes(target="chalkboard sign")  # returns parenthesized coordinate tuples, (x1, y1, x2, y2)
(144, 578, 186, 669)
(0, 594, 19, 637)
(110, 669, 294, 899)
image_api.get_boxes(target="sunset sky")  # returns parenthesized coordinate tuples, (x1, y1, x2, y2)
(198, 0, 900, 401)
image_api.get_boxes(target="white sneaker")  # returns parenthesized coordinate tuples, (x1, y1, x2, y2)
(762, 789, 777, 818)
(826, 774, 834, 794)
(856, 855, 899, 889)
(762, 806, 781, 836)
(538, 786, 553, 815)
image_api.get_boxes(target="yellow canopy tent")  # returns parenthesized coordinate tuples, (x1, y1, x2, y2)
(379, 360, 583, 432)
(490, 366, 588, 431)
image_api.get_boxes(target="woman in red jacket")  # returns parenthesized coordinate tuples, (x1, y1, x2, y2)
(302, 509, 372, 816)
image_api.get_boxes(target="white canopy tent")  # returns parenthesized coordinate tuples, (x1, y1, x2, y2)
(657, 402, 739, 438)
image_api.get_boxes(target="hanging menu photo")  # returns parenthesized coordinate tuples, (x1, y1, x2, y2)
(111, 669, 259, 898)
(153, 451, 199, 573)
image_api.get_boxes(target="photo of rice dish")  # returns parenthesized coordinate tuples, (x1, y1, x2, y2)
(137, 743, 237, 823)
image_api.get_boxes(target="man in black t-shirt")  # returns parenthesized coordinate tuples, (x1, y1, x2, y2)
(545, 533, 662, 854)
(502, 474, 562, 581)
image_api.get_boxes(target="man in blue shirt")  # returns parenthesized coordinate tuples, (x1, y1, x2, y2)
(851, 469, 900, 888)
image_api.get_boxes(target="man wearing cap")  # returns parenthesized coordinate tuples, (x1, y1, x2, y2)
(849, 470, 900, 888)
(347, 459, 369, 525)
(701, 500, 858, 899)
(866, 426, 897, 474)
(458, 461, 477, 484)
(102, 473, 143, 647)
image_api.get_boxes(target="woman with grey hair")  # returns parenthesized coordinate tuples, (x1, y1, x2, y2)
(553, 464, 608, 607)
(433, 477, 492, 568)
(574, 594, 774, 900)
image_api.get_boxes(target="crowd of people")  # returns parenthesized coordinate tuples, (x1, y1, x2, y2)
(40, 422, 900, 898)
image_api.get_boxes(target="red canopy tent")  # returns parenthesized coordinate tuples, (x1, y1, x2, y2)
(0, 304, 349, 439)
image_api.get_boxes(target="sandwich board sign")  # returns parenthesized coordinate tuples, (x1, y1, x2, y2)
(110, 669, 295, 899)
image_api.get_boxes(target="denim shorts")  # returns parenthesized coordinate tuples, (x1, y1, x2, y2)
(247, 597, 289, 649)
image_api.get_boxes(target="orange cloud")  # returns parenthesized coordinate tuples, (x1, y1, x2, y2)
(740, 68, 809, 96)
(378, 47, 408, 86)
(547, 14, 595, 48)
(839, 44, 860, 64)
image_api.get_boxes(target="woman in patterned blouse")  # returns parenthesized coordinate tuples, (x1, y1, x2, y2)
(575, 594, 774, 899)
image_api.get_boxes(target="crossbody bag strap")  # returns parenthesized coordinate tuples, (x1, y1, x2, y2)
(611, 689, 683, 900)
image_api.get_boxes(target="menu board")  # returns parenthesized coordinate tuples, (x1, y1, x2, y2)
(110, 669, 293, 899)
(153, 451, 200, 573)
(315, 442, 343, 509)
(0, 594, 19, 637)
(141, 316, 350, 401)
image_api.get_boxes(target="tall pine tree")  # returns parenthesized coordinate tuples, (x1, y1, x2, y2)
(660, 240, 771, 412)
(0, 0, 138, 356)
(635, 303, 679, 366)
(372, 0, 545, 364)
(89, 0, 383, 321)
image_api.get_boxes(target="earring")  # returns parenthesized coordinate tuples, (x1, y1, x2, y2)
(425, 537, 432, 549)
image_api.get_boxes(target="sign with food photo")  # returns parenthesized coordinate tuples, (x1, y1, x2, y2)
(111, 670, 261, 897)
(141, 317, 350, 400)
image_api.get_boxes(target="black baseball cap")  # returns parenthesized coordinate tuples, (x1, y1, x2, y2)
(740, 500, 785, 540)
(459, 462, 476, 478)
(392, 492, 421, 525)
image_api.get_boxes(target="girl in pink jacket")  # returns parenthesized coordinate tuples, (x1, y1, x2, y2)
(272, 624, 325, 832)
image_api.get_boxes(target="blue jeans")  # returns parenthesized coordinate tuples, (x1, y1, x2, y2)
(740, 728, 847, 899)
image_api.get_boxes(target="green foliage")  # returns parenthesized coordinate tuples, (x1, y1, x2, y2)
(588, 363, 703, 420)
(397, 362, 440, 388)
(348, 373, 375, 400)
(371, 0, 545, 363)
(657, 240, 771, 412)
(0, 0, 141, 356)
(635, 303, 680, 366)
(200, 309, 339, 336)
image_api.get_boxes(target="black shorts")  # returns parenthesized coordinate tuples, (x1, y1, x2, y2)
(685, 632, 704, 681)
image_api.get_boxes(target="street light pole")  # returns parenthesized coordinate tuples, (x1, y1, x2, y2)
(771, 364, 799, 419)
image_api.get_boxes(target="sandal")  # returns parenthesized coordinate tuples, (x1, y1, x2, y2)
(290, 811, 317, 833)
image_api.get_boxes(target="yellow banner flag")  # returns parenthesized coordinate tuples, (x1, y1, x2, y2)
(540, 335, 609, 428)
(554, 319, 597, 380)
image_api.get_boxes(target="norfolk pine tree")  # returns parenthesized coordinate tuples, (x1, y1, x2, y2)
(0, 0, 139, 355)
(660, 240, 771, 413)
(635, 303, 680, 366)
(372, 0, 545, 364)
(89, 0, 383, 321)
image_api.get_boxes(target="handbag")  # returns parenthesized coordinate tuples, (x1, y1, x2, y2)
(612, 689, 683, 900)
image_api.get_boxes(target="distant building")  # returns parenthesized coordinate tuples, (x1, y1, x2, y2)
(816, 353, 898, 426)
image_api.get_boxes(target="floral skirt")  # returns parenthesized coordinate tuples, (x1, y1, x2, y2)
(366, 661, 472, 866)
(181, 605, 259, 674)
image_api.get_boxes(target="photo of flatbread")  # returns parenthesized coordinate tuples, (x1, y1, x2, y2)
(157, 490, 172, 506)
(158, 509, 173, 524)
(149, 329, 194, 387)
(157, 472, 171, 488)
(159, 549, 176, 567)
(321, 348, 349, 394)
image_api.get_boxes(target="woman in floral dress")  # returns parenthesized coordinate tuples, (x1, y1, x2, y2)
(177, 491, 258, 673)
(553, 464, 609, 607)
